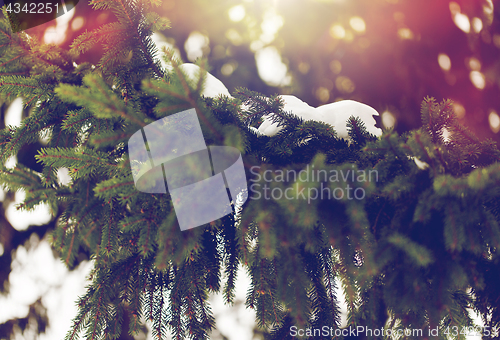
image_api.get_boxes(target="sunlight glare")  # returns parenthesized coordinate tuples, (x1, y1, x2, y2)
(228, 5, 246, 22)
(260, 8, 284, 44)
(43, 9, 74, 44)
(184, 31, 210, 61)
(255, 46, 291, 86)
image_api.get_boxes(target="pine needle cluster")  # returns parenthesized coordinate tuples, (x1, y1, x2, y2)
(1, 1, 500, 339)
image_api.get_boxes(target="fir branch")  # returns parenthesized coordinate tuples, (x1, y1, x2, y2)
(36, 147, 119, 179)
(222, 220, 239, 304)
(57, 77, 147, 127)
(0, 164, 42, 190)
(94, 176, 136, 204)
(387, 233, 434, 267)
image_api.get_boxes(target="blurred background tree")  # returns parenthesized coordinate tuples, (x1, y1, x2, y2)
(16, 0, 500, 137)
(1, 0, 499, 338)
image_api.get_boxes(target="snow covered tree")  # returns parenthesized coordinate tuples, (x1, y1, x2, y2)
(1, 0, 500, 339)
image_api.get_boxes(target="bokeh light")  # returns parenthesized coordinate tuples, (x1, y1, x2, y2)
(494, 34, 500, 48)
(228, 5, 246, 23)
(397, 28, 414, 40)
(453, 103, 466, 119)
(469, 71, 485, 90)
(71, 16, 85, 31)
(468, 57, 481, 71)
(349, 16, 366, 33)
(184, 31, 210, 61)
(221, 61, 238, 76)
(489, 110, 500, 133)
(260, 8, 284, 44)
(255, 46, 290, 87)
(226, 28, 243, 46)
(335, 76, 355, 94)
(472, 17, 483, 33)
(442, 127, 451, 142)
(438, 53, 451, 71)
(382, 110, 396, 129)
(329, 60, 342, 74)
(43, 9, 74, 44)
(330, 24, 346, 39)
(315, 87, 330, 102)
(453, 13, 470, 33)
